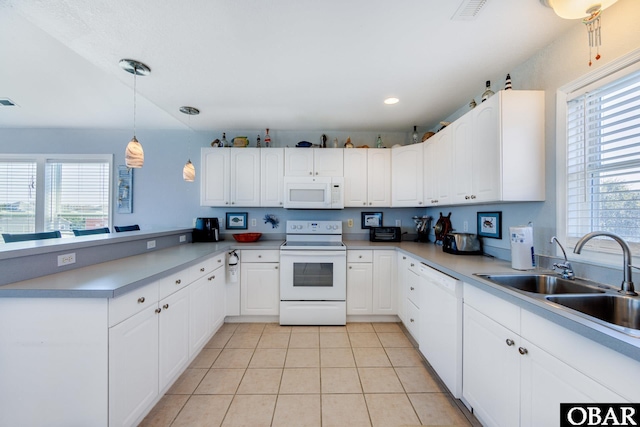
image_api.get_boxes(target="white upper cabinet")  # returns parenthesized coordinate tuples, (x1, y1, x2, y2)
(424, 129, 452, 206)
(230, 148, 261, 207)
(284, 148, 344, 177)
(200, 148, 230, 206)
(343, 148, 391, 207)
(450, 90, 545, 205)
(391, 143, 424, 207)
(260, 148, 284, 207)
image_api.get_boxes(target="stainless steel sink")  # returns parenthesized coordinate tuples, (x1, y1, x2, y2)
(546, 295, 640, 331)
(475, 274, 605, 295)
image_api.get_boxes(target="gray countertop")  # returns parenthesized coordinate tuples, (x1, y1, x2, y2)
(2, 237, 639, 360)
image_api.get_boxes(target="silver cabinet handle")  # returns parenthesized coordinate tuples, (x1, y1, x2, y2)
(465, 195, 470, 200)
(163, 304, 169, 310)
(410, 318, 415, 322)
(519, 347, 528, 355)
(155, 308, 162, 314)
(208, 275, 215, 281)
(349, 266, 352, 269)
(418, 201, 423, 204)
(137, 297, 145, 304)
(369, 202, 372, 205)
(410, 287, 415, 291)
(358, 255, 362, 258)
(363, 202, 366, 205)
(506, 339, 515, 346)
(175, 279, 181, 285)
(410, 263, 415, 267)
(218, 259, 222, 263)
(309, 172, 312, 175)
(471, 195, 476, 199)
(258, 255, 262, 258)
(403, 256, 406, 260)
(275, 266, 279, 270)
(200, 267, 205, 272)
(315, 172, 318, 175)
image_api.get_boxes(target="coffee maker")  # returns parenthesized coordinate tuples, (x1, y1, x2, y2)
(193, 217, 221, 242)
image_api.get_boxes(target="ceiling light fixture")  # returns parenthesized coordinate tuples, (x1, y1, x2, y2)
(540, 0, 619, 65)
(179, 106, 199, 182)
(384, 97, 400, 105)
(119, 59, 151, 168)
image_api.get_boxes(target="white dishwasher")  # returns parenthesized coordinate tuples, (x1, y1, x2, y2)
(418, 262, 463, 398)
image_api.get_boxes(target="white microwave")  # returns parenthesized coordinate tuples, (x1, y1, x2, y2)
(283, 176, 344, 209)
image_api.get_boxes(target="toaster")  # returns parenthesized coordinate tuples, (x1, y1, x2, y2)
(442, 232, 482, 255)
(369, 227, 402, 242)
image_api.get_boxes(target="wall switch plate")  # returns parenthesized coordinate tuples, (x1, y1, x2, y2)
(347, 219, 353, 228)
(147, 240, 156, 249)
(395, 220, 401, 227)
(251, 218, 257, 227)
(57, 253, 76, 267)
(179, 235, 186, 242)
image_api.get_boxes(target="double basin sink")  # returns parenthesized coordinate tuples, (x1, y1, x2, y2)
(475, 273, 640, 336)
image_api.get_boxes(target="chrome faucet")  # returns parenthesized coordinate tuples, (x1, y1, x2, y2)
(550, 236, 575, 280)
(573, 231, 637, 296)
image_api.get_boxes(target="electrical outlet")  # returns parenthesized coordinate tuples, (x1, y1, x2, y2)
(395, 220, 401, 227)
(463, 221, 469, 232)
(251, 218, 257, 227)
(347, 219, 353, 228)
(147, 240, 156, 249)
(57, 253, 76, 267)
(179, 235, 186, 243)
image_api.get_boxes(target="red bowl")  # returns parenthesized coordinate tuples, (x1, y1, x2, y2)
(232, 232, 262, 243)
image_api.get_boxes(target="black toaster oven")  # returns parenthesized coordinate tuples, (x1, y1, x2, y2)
(369, 227, 402, 242)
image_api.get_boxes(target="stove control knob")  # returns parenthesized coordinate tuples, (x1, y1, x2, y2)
(326, 225, 332, 230)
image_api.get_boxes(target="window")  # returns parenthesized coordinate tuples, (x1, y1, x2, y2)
(0, 155, 112, 242)
(559, 51, 640, 262)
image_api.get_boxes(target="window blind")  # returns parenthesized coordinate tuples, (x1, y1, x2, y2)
(44, 161, 110, 236)
(566, 69, 640, 252)
(0, 161, 37, 240)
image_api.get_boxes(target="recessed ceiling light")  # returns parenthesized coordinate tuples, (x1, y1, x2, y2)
(0, 98, 17, 107)
(384, 97, 399, 105)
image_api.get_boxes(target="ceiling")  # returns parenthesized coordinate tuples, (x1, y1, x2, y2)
(0, 0, 573, 132)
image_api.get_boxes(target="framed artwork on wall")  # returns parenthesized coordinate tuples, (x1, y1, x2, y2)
(117, 166, 133, 214)
(361, 212, 383, 229)
(477, 211, 502, 239)
(226, 212, 248, 230)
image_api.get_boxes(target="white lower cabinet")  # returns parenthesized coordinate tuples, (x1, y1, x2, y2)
(189, 274, 212, 356)
(463, 283, 628, 427)
(240, 250, 280, 316)
(109, 305, 160, 427)
(346, 250, 396, 316)
(158, 286, 190, 391)
(404, 263, 421, 342)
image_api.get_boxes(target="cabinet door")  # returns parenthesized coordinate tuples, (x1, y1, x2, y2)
(210, 267, 226, 332)
(284, 148, 314, 176)
(240, 262, 280, 315)
(472, 95, 501, 203)
(391, 144, 424, 207)
(346, 262, 373, 315)
(260, 148, 284, 207)
(200, 148, 230, 206)
(367, 149, 391, 206)
(109, 305, 159, 427)
(189, 276, 211, 357)
(314, 149, 344, 176)
(343, 149, 368, 207)
(372, 250, 396, 314)
(423, 134, 439, 206)
(451, 114, 473, 204)
(158, 286, 190, 391)
(396, 253, 410, 323)
(463, 304, 520, 427)
(231, 148, 261, 206)
(520, 339, 626, 427)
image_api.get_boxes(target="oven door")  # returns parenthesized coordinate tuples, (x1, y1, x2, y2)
(280, 250, 346, 301)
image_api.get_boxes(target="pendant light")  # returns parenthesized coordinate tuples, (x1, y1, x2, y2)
(179, 106, 199, 182)
(119, 59, 151, 168)
(412, 126, 419, 144)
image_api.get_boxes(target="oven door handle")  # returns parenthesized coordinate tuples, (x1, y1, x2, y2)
(280, 251, 345, 257)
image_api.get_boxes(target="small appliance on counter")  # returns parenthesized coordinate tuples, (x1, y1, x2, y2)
(442, 232, 482, 255)
(413, 216, 433, 242)
(193, 217, 221, 242)
(510, 225, 535, 270)
(369, 226, 402, 242)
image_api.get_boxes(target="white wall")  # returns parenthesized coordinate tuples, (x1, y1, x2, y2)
(427, 0, 640, 259)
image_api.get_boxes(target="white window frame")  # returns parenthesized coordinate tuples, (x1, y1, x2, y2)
(556, 48, 640, 267)
(0, 154, 113, 235)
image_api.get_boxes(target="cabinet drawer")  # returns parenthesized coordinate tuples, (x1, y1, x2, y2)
(158, 269, 191, 300)
(347, 250, 373, 263)
(190, 253, 225, 280)
(241, 250, 279, 263)
(109, 281, 159, 327)
(407, 258, 421, 274)
(406, 271, 420, 307)
(405, 299, 420, 341)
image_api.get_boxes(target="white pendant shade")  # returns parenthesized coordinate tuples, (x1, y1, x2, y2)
(183, 159, 195, 182)
(545, 0, 618, 19)
(125, 136, 144, 168)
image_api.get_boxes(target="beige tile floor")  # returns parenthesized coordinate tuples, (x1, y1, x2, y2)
(140, 322, 481, 427)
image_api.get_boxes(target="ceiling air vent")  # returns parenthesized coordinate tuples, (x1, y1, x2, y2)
(451, 0, 489, 20)
(0, 98, 17, 107)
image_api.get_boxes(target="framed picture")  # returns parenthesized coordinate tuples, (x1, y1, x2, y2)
(226, 212, 248, 230)
(117, 166, 133, 214)
(361, 212, 383, 229)
(477, 211, 502, 239)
